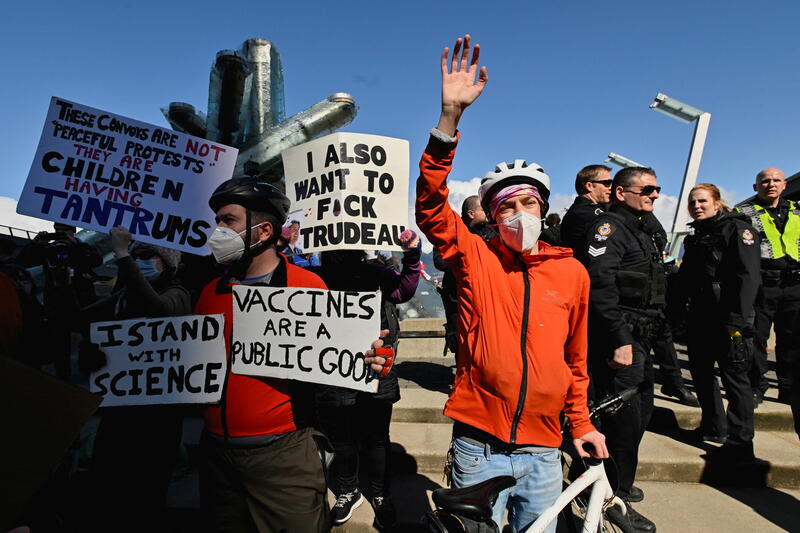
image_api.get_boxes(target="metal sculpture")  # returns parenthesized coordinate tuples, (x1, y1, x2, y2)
(162, 38, 357, 187)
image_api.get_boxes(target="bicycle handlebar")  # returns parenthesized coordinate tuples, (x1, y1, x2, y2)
(588, 387, 638, 419)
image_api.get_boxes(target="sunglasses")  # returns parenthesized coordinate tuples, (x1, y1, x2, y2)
(623, 185, 661, 196)
(590, 179, 613, 186)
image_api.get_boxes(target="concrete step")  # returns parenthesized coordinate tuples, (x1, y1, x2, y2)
(397, 336, 448, 359)
(399, 318, 446, 334)
(396, 318, 449, 360)
(392, 384, 797, 433)
(332, 479, 800, 533)
(388, 421, 800, 489)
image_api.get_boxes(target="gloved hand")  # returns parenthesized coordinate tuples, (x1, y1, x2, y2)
(373, 346, 395, 377)
(78, 340, 108, 375)
(364, 330, 395, 377)
(399, 229, 421, 250)
(399, 229, 422, 264)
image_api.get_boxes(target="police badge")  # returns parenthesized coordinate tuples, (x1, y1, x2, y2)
(594, 222, 613, 242)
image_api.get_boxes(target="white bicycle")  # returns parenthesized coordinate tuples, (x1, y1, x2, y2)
(423, 389, 638, 533)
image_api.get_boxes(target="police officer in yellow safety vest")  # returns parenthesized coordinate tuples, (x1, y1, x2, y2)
(737, 168, 800, 406)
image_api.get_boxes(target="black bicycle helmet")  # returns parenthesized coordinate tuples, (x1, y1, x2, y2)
(208, 176, 291, 224)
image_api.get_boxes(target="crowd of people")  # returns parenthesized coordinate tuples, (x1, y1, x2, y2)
(2, 177, 403, 532)
(421, 35, 799, 533)
(1, 33, 798, 533)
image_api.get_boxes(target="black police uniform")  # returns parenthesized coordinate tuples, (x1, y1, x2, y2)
(678, 212, 760, 451)
(582, 204, 666, 500)
(560, 195, 607, 260)
(642, 214, 696, 400)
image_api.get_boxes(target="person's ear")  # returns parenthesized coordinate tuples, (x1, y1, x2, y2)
(752, 183, 757, 192)
(614, 185, 625, 202)
(257, 222, 274, 243)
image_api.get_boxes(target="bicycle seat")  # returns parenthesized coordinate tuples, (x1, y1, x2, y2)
(432, 476, 516, 522)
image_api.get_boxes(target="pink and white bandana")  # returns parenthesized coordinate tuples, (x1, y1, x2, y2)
(489, 184, 542, 220)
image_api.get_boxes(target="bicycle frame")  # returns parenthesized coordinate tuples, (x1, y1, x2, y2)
(526, 461, 625, 533)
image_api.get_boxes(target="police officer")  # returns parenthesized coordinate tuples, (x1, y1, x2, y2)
(560, 164, 612, 258)
(737, 168, 800, 405)
(679, 184, 760, 459)
(582, 166, 662, 532)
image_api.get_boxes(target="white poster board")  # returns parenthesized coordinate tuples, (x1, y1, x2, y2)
(89, 314, 227, 406)
(17, 97, 238, 254)
(231, 285, 381, 392)
(282, 132, 409, 253)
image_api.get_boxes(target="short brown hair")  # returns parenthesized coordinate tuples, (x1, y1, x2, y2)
(575, 165, 612, 194)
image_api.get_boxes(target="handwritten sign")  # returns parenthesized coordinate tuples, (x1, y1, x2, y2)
(89, 314, 226, 406)
(282, 132, 409, 253)
(231, 285, 381, 392)
(17, 97, 237, 254)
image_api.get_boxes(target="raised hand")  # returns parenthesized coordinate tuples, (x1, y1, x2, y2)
(437, 34, 488, 136)
(399, 229, 420, 251)
(110, 225, 133, 258)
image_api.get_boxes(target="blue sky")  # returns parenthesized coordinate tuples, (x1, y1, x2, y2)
(1, 0, 799, 236)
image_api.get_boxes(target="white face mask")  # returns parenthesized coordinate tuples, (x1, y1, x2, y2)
(207, 224, 262, 264)
(498, 211, 542, 253)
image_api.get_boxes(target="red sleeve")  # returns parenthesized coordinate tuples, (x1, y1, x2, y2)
(563, 266, 595, 438)
(193, 278, 219, 315)
(414, 133, 480, 265)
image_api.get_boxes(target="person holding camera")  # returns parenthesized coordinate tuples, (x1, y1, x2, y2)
(17, 223, 102, 379)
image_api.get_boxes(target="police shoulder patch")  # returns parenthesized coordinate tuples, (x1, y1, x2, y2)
(594, 221, 613, 242)
(742, 228, 754, 245)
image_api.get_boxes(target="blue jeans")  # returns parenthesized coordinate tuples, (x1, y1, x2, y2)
(451, 438, 562, 533)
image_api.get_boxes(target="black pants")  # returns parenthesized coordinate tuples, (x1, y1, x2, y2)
(85, 406, 184, 533)
(199, 427, 330, 533)
(652, 319, 685, 390)
(751, 280, 800, 394)
(589, 335, 654, 498)
(687, 323, 755, 446)
(320, 395, 393, 497)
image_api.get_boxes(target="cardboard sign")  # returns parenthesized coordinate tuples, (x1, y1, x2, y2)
(282, 132, 409, 253)
(89, 314, 227, 406)
(17, 97, 238, 254)
(0, 357, 101, 531)
(231, 285, 381, 392)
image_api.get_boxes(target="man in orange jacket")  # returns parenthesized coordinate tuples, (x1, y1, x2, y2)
(415, 35, 607, 532)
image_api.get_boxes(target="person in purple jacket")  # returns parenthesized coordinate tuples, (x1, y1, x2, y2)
(311, 230, 422, 530)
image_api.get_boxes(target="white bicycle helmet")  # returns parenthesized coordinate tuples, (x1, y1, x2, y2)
(478, 160, 551, 218)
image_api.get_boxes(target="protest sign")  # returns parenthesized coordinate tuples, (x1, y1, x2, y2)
(0, 357, 101, 531)
(89, 314, 227, 406)
(282, 132, 409, 253)
(17, 97, 238, 254)
(231, 285, 381, 392)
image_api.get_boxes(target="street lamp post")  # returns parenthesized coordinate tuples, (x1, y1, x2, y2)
(606, 152, 646, 169)
(649, 93, 711, 255)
